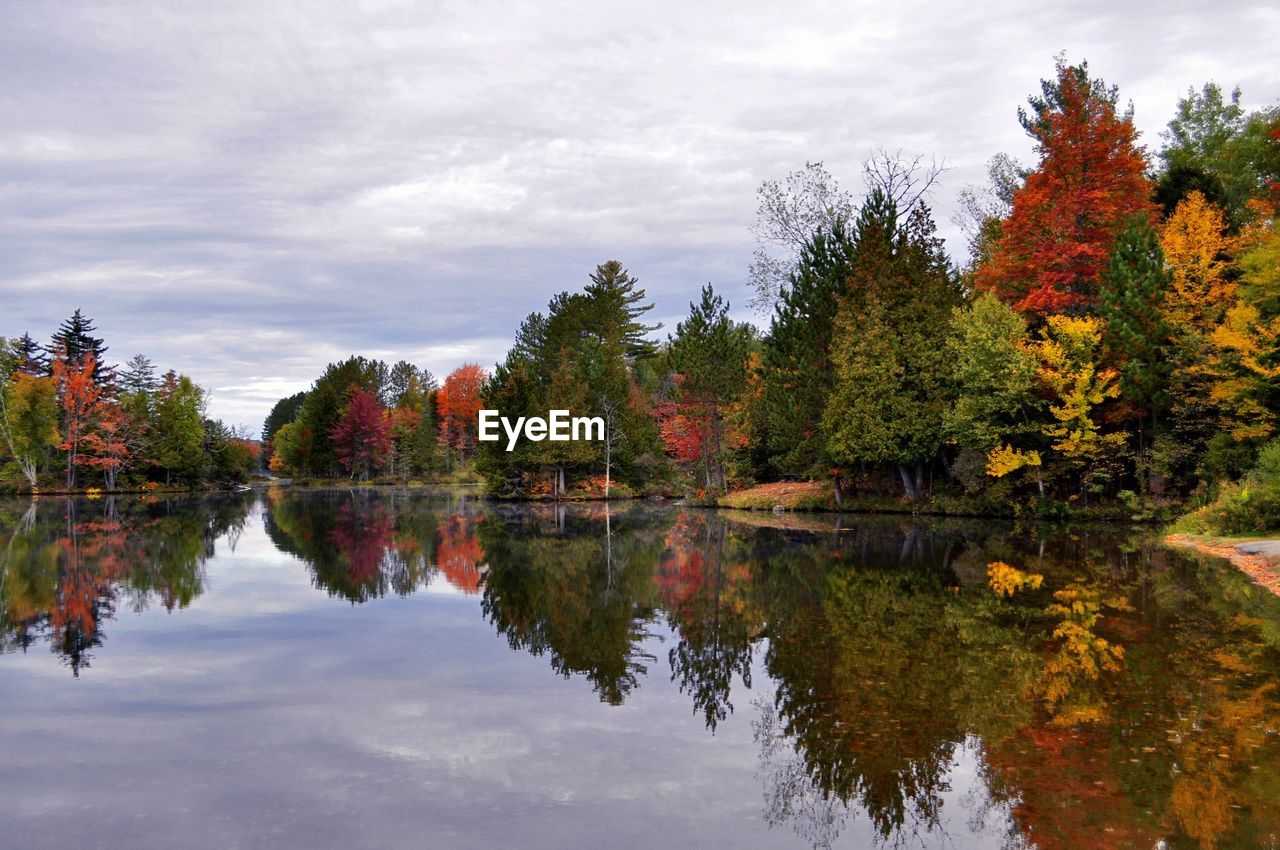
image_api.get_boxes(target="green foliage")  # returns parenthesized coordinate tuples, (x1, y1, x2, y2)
(1098, 215, 1172, 422)
(758, 221, 854, 477)
(823, 191, 961, 498)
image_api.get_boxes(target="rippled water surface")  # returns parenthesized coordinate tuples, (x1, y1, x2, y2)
(2, 489, 1279, 849)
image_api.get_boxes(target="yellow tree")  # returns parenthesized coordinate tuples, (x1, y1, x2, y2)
(1161, 190, 1238, 335)
(1033, 316, 1127, 498)
(1208, 215, 1280, 442)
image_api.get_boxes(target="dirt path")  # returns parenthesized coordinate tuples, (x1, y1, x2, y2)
(1166, 534, 1280, 597)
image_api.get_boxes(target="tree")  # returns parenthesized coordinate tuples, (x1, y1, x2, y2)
(437, 363, 486, 464)
(262, 391, 308, 449)
(292, 357, 387, 476)
(667, 284, 753, 493)
(975, 58, 1155, 316)
(79, 403, 138, 490)
(0, 372, 59, 489)
(1206, 216, 1280, 443)
(945, 293, 1042, 490)
(48, 309, 113, 387)
(1155, 83, 1280, 227)
(11, 333, 49, 377)
(119, 354, 158, 395)
(582, 261, 662, 360)
(151, 371, 207, 484)
(331, 387, 392, 480)
(823, 192, 961, 500)
(758, 221, 855, 478)
(1161, 191, 1239, 335)
(1098, 216, 1172, 436)
(52, 349, 101, 490)
(748, 161, 857, 311)
(952, 153, 1024, 273)
(1033, 316, 1128, 497)
(269, 421, 302, 475)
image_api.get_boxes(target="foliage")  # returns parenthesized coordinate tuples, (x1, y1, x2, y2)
(975, 58, 1154, 315)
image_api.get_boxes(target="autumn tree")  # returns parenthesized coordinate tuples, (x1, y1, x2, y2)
(1206, 215, 1280, 446)
(52, 349, 101, 490)
(331, 387, 392, 480)
(79, 403, 139, 490)
(437, 363, 486, 465)
(292, 357, 387, 476)
(1032, 316, 1127, 498)
(1162, 191, 1239, 334)
(0, 372, 60, 489)
(975, 58, 1155, 316)
(945, 293, 1042, 492)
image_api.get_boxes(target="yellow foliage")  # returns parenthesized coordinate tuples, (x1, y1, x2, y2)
(985, 444, 1041, 478)
(1161, 191, 1238, 335)
(986, 561, 1044, 597)
(1033, 316, 1126, 466)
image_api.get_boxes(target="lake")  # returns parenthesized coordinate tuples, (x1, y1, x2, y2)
(1, 489, 1278, 849)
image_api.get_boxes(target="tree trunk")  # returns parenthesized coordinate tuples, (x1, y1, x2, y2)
(898, 464, 919, 501)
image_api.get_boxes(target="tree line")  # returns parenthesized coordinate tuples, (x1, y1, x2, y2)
(259, 58, 1280, 516)
(0, 310, 256, 491)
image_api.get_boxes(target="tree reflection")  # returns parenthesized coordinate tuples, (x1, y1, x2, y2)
(478, 505, 664, 705)
(0, 494, 251, 674)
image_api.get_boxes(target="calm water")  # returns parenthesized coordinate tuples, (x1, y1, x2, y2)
(2, 490, 1279, 849)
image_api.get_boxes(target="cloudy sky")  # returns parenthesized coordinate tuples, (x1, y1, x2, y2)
(3, 0, 1276, 433)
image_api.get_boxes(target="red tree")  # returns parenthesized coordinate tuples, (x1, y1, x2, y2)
(975, 59, 1156, 317)
(330, 387, 392, 479)
(437, 363, 486, 460)
(53, 349, 101, 490)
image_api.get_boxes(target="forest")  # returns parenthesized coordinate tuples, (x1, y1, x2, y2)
(4, 58, 1280, 527)
(0, 310, 257, 492)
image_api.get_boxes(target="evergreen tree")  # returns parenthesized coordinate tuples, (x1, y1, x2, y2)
(759, 221, 855, 477)
(120, 354, 158, 394)
(667, 284, 753, 492)
(48, 309, 113, 386)
(262, 391, 308, 447)
(582, 260, 662, 359)
(823, 193, 961, 500)
(1099, 216, 1172, 436)
(12, 333, 49, 377)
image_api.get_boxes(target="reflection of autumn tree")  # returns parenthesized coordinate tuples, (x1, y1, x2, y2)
(435, 511, 484, 594)
(0, 495, 250, 674)
(980, 538, 1280, 850)
(658, 513, 763, 731)
(751, 524, 1041, 846)
(479, 507, 665, 705)
(265, 489, 440, 602)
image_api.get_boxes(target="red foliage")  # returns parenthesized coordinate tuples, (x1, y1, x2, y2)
(975, 61, 1156, 316)
(656, 394, 712, 465)
(437, 363, 486, 456)
(330, 387, 392, 478)
(435, 514, 484, 594)
(52, 349, 102, 489)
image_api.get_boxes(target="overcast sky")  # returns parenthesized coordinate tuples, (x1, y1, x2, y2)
(3, 0, 1276, 433)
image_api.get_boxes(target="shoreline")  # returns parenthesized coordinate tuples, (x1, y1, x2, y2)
(1166, 534, 1280, 597)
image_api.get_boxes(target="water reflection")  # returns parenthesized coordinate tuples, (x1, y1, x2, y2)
(0, 494, 250, 674)
(2, 489, 1279, 849)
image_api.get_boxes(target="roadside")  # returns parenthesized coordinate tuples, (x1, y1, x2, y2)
(1166, 534, 1280, 597)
